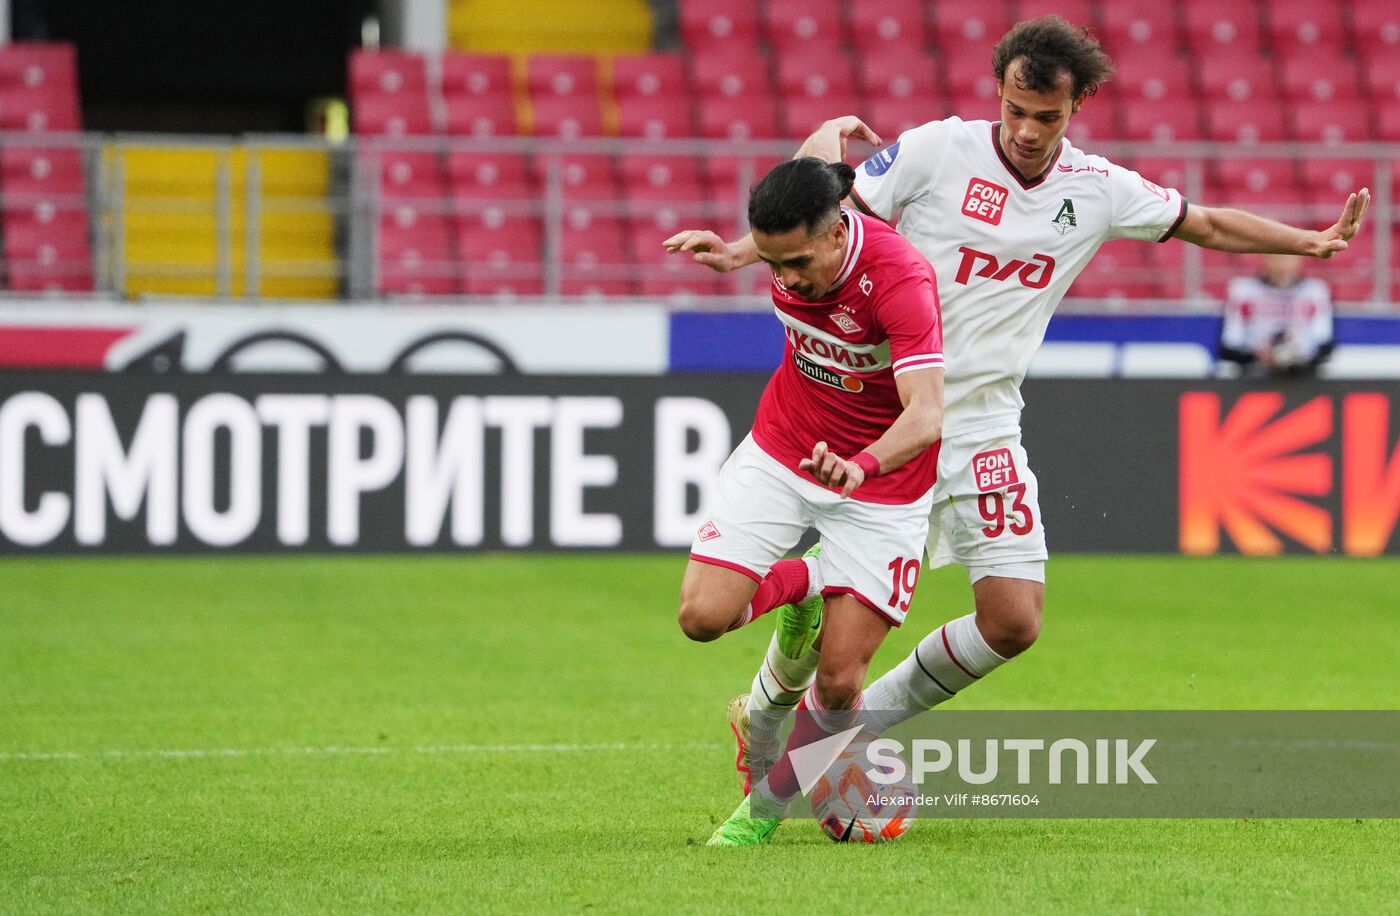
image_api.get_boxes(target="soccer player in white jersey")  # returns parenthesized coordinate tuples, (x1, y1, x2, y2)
(665, 15, 1371, 815)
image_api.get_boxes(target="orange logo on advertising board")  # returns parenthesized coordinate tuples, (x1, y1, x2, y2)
(1179, 392, 1333, 555)
(1180, 391, 1400, 556)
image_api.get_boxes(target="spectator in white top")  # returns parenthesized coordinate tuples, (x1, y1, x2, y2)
(1218, 254, 1334, 377)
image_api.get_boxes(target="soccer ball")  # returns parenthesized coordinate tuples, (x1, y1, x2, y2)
(810, 747, 918, 843)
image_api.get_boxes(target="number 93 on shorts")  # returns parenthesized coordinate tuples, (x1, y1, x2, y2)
(926, 432, 1049, 574)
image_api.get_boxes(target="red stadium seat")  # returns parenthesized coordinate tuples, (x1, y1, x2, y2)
(762, 0, 847, 53)
(1064, 98, 1120, 148)
(1352, 0, 1400, 56)
(0, 85, 80, 132)
(348, 50, 428, 97)
(1266, 0, 1347, 54)
(611, 54, 688, 101)
(1121, 100, 1203, 142)
(1290, 102, 1372, 144)
(678, 0, 761, 51)
(1213, 158, 1298, 193)
(1112, 55, 1194, 104)
(866, 95, 939, 137)
(1098, 6, 1178, 54)
(442, 95, 518, 137)
(940, 44, 1000, 103)
(457, 209, 543, 297)
(1382, 107, 1400, 142)
(929, 4, 1012, 51)
(775, 53, 856, 101)
(1279, 54, 1363, 102)
(440, 53, 513, 100)
(848, 0, 928, 54)
(529, 97, 605, 138)
(373, 151, 447, 199)
(690, 52, 770, 100)
(705, 154, 785, 202)
(378, 205, 459, 296)
(1011, 0, 1097, 27)
(616, 96, 694, 139)
(445, 152, 534, 200)
(1298, 159, 1374, 196)
(1204, 99, 1288, 144)
(781, 94, 862, 139)
(560, 215, 634, 297)
(0, 146, 84, 194)
(697, 95, 781, 140)
(1197, 55, 1277, 102)
(526, 55, 599, 101)
(1070, 242, 1156, 301)
(1212, 185, 1312, 217)
(354, 93, 434, 136)
(0, 42, 76, 90)
(534, 154, 618, 199)
(1181, 3, 1265, 54)
(619, 155, 706, 202)
(856, 48, 939, 101)
(1361, 54, 1400, 104)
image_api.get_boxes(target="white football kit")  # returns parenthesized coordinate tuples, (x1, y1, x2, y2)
(851, 117, 1188, 579)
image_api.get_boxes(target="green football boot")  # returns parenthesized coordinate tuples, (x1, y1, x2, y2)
(775, 542, 823, 659)
(705, 794, 781, 847)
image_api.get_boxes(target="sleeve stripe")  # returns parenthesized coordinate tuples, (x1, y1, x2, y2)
(893, 353, 943, 369)
(1158, 197, 1189, 242)
(892, 356, 944, 376)
(848, 185, 887, 221)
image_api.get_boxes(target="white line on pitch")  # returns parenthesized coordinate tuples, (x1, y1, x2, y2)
(0, 740, 725, 763)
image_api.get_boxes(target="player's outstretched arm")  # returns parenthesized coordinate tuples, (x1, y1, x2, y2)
(662, 229, 760, 273)
(800, 367, 944, 498)
(1175, 190, 1371, 259)
(794, 116, 883, 165)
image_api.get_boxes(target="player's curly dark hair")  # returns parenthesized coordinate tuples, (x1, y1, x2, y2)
(993, 15, 1114, 99)
(748, 158, 856, 236)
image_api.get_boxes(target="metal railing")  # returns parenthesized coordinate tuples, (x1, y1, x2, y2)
(0, 131, 1394, 310)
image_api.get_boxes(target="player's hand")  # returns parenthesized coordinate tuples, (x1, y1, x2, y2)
(819, 116, 882, 161)
(662, 229, 741, 273)
(1308, 189, 1371, 259)
(799, 440, 866, 498)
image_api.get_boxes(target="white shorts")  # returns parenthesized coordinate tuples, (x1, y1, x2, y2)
(690, 435, 935, 626)
(926, 429, 1048, 583)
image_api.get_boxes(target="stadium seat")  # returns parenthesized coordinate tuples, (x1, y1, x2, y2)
(1069, 242, 1157, 301)
(690, 53, 770, 101)
(442, 95, 519, 136)
(0, 42, 77, 90)
(560, 212, 634, 297)
(1265, 0, 1347, 54)
(1197, 55, 1277, 102)
(1181, 3, 1265, 55)
(929, 4, 1012, 51)
(1064, 97, 1120, 148)
(440, 53, 514, 100)
(856, 48, 939, 101)
(705, 153, 785, 203)
(696, 95, 781, 140)
(940, 44, 1001, 103)
(1011, 0, 1097, 28)
(1097, 6, 1178, 55)
(349, 50, 427, 97)
(781, 94, 862, 139)
(678, 0, 761, 51)
(762, 0, 847, 52)
(2, 202, 94, 293)
(775, 53, 856, 101)
(529, 96, 605, 138)
(1121, 100, 1203, 142)
(1352, 0, 1400, 57)
(1380, 107, 1400, 142)
(1204, 99, 1288, 144)
(445, 151, 534, 200)
(1361, 54, 1400, 104)
(619, 155, 706, 203)
(1298, 159, 1374, 197)
(1279, 54, 1363, 102)
(526, 54, 599, 101)
(611, 54, 688, 102)
(374, 150, 448, 198)
(0, 146, 84, 195)
(457, 208, 543, 297)
(1213, 158, 1298, 194)
(353, 92, 434, 136)
(0, 84, 81, 132)
(534, 153, 618, 199)
(616, 96, 694, 139)
(848, 0, 929, 54)
(866, 95, 940, 137)
(378, 204, 459, 296)
(1112, 55, 1194, 104)
(1290, 102, 1372, 144)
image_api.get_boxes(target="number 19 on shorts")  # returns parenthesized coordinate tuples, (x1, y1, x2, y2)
(887, 557, 920, 611)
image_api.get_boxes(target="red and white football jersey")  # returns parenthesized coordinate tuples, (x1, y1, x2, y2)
(751, 208, 944, 505)
(852, 117, 1188, 437)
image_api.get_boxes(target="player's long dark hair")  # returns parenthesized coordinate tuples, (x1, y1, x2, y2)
(993, 15, 1113, 99)
(748, 157, 856, 236)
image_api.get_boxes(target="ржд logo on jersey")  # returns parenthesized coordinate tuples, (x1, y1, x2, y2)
(1052, 198, 1077, 235)
(955, 246, 1056, 289)
(963, 178, 1008, 226)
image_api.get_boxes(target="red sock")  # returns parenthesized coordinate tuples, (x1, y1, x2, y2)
(764, 689, 863, 801)
(727, 557, 810, 631)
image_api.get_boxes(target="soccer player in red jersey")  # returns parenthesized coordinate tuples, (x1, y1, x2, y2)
(670, 157, 945, 845)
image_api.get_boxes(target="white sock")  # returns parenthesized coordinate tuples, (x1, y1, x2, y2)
(745, 634, 819, 777)
(863, 613, 1007, 733)
(801, 552, 821, 600)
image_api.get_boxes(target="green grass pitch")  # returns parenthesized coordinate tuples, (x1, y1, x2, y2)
(3, 554, 1399, 913)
